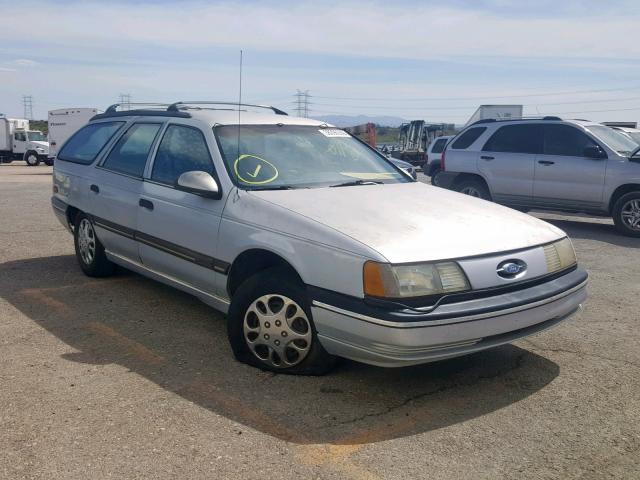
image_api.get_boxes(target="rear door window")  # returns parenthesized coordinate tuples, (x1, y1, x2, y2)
(57, 121, 124, 164)
(451, 127, 486, 149)
(482, 124, 542, 154)
(543, 124, 597, 157)
(431, 138, 448, 153)
(151, 125, 214, 185)
(101, 123, 162, 177)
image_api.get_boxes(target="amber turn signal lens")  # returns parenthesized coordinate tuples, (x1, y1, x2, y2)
(363, 261, 386, 297)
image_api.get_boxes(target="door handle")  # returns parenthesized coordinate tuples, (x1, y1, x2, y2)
(139, 198, 154, 211)
(90, 184, 100, 193)
(480, 155, 495, 160)
(538, 160, 555, 166)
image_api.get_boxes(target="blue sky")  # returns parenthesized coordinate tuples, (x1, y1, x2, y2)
(1, 0, 639, 123)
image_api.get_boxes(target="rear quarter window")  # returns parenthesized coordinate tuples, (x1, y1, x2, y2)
(431, 138, 448, 153)
(57, 121, 125, 165)
(451, 127, 487, 149)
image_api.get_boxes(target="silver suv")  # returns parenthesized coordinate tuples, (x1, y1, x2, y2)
(437, 118, 640, 236)
(51, 102, 587, 375)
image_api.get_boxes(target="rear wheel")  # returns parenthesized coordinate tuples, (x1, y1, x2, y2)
(612, 192, 640, 237)
(455, 178, 491, 201)
(227, 268, 337, 375)
(25, 151, 40, 166)
(73, 213, 116, 277)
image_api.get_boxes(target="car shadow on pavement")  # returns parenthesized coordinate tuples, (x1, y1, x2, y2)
(541, 217, 639, 248)
(2, 255, 560, 445)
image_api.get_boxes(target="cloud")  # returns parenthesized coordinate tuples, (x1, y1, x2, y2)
(0, 1, 638, 61)
(11, 59, 38, 67)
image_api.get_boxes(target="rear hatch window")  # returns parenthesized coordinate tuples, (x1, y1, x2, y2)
(57, 121, 124, 164)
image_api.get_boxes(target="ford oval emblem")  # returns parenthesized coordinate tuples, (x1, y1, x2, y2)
(497, 259, 527, 279)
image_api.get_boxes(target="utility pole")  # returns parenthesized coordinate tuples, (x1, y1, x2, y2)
(119, 93, 132, 110)
(22, 95, 33, 120)
(294, 90, 311, 118)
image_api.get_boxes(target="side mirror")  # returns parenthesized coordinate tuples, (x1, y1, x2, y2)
(583, 145, 607, 159)
(176, 171, 220, 199)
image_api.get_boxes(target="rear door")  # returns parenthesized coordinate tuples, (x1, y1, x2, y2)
(479, 123, 542, 205)
(533, 124, 607, 210)
(91, 122, 163, 261)
(138, 123, 226, 296)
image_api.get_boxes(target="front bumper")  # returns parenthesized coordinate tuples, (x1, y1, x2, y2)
(311, 268, 588, 367)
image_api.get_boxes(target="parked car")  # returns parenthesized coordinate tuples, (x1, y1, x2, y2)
(389, 157, 417, 180)
(51, 102, 587, 375)
(610, 126, 640, 145)
(437, 117, 640, 237)
(425, 135, 453, 181)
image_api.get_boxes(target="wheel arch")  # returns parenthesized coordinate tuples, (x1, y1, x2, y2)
(227, 249, 303, 298)
(451, 172, 491, 192)
(609, 184, 640, 213)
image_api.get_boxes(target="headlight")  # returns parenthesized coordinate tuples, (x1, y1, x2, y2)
(543, 237, 577, 273)
(36, 147, 44, 152)
(363, 261, 470, 298)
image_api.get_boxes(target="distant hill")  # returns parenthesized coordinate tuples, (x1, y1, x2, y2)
(311, 114, 407, 128)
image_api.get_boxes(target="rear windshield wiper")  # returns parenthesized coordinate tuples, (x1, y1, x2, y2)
(330, 180, 384, 188)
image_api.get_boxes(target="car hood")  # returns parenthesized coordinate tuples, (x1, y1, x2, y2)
(29, 140, 49, 151)
(250, 182, 566, 263)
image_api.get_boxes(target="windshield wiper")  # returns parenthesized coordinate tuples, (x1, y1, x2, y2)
(249, 185, 301, 191)
(330, 180, 384, 188)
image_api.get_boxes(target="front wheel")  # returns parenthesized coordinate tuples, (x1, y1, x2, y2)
(612, 192, 640, 237)
(44, 157, 54, 166)
(25, 151, 40, 166)
(455, 178, 491, 201)
(227, 268, 337, 375)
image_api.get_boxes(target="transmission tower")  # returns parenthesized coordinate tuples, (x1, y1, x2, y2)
(294, 90, 311, 117)
(119, 93, 132, 110)
(22, 95, 33, 120)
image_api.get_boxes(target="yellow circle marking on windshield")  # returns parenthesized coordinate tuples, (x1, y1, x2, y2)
(233, 154, 279, 185)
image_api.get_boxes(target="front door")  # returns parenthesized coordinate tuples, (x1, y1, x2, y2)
(478, 123, 542, 206)
(13, 132, 27, 155)
(533, 124, 607, 210)
(138, 123, 226, 296)
(90, 122, 163, 261)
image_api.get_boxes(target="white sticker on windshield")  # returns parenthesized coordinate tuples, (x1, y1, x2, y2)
(318, 128, 351, 138)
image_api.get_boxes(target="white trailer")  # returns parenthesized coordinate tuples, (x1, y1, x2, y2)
(48, 108, 99, 159)
(0, 117, 50, 166)
(465, 105, 523, 126)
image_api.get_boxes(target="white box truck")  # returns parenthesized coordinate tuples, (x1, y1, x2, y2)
(465, 105, 523, 127)
(48, 108, 99, 162)
(0, 116, 50, 166)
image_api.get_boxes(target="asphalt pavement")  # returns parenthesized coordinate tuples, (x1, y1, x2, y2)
(1, 163, 639, 479)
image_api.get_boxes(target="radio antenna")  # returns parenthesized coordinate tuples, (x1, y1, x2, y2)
(235, 49, 243, 197)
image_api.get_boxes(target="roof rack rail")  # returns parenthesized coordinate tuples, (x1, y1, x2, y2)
(468, 116, 563, 127)
(167, 101, 288, 116)
(104, 102, 171, 113)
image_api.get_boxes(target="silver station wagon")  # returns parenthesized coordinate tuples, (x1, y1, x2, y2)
(52, 102, 588, 375)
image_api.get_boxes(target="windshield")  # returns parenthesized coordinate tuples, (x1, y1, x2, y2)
(27, 131, 46, 142)
(214, 125, 407, 189)
(586, 125, 638, 156)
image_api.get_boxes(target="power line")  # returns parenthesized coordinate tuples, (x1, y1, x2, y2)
(310, 96, 640, 111)
(311, 85, 640, 102)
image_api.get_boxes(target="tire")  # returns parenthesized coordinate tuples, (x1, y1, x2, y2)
(25, 151, 40, 166)
(612, 191, 640, 237)
(454, 178, 491, 201)
(44, 157, 54, 166)
(73, 212, 116, 277)
(227, 268, 337, 375)
(430, 167, 442, 185)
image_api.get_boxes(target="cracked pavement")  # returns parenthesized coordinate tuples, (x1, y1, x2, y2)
(1, 164, 639, 479)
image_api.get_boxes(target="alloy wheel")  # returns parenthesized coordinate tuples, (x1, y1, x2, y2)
(243, 294, 312, 368)
(621, 199, 640, 231)
(461, 186, 481, 197)
(77, 218, 96, 265)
